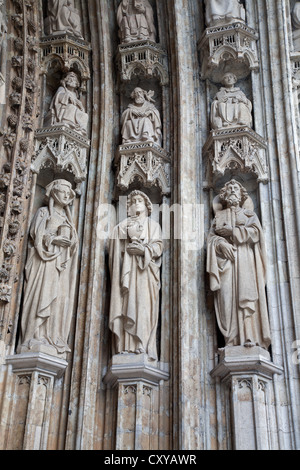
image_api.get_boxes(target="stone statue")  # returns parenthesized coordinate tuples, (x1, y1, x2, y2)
(121, 87, 162, 145)
(117, 0, 156, 43)
(109, 190, 163, 361)
(0, 0, 6, 54)
(207, 179, 271, 349)
(211, 72, 252, 130)
(45, 71, 88, 136)
(292, 2, 300, 50)
(204, 0, 246, 27)
(45, 0, 83, 38)
(19, 179, 79, 357)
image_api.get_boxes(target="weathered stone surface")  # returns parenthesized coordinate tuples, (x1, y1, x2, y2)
(0, 0, 299, 452)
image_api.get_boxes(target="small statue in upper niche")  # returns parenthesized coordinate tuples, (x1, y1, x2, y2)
(109, 190, 163, 361)
(121, 87, 162, 145)
(19, 179, 78, 357)
(45, 0, 83, 39)
(45, 71, 88, 136)
(210, 72, 252, 130)
(206, 179, 271, 350)
(117, 0, 156, 43)
(204, 0, 246, 27)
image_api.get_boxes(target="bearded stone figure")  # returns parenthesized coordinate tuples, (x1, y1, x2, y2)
(19, 180, 78, 357)
(46, 71, 88, 136)
(204, 0, 246, 27)
(45, 0, 83, 38)
(207, 180, 271, 349)
(109, 191, 163, 361)
(117, 0, 156, 43)
(211, 72, 252, 130)
(121, 87, 162, 145)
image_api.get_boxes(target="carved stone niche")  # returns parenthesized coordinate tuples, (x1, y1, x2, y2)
(32, 126, 90, 195)
(117, 40, 169, 86)
(40, 34, 91, 92)
(198, 22, 259, 81)
(116, 142, 171, 195)
(203, 127, 269, 186)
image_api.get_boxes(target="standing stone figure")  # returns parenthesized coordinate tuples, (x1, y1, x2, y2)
(204, 0, 246, 27)
(19, 179, 78, 357)
(121, 87, 162, 145)
(46, 71, 88, 136)
(45, 0, 83, 38)
(207, 180, 271, 349)
(109, 190, 163, 361)
(117, 0, 156, 43)
(211, 72, 252, 130)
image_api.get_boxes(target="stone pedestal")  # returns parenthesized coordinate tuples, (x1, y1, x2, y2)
(203, 126, 268, 185)
(33, 126, 90, 194)
(104, 353, 169, 450)
(116, 142, 170, 195)
(6, 352, 67, 450)
(211, 346, 283, 450)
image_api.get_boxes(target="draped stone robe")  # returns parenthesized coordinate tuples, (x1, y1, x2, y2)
(207, 206, 271, 349)
(20, 205, 78, 355)
(211, 87, 252, 130)
(109, 215, 163, 361)
(117, 0, 156, 43)
(46, 0, 83, 38)
(121, 100, 162, 145)
(205, 0, 246, 26)
(48, 84, 88, 136)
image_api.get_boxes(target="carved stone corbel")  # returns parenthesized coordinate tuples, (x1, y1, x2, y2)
(199, 22, 259, 81)
(117, 40, 169, 86)
(203, 127, 268, 185)
(32, 126, 90, 195)
(116, 142, 170, 195)
(40, 34, 91, 92)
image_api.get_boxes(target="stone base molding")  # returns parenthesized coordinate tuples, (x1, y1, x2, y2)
(104, 353, 169, 450)
(211, 346, 283, 450)
(5, 352, 68, 450)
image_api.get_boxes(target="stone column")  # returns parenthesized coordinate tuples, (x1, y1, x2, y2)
(6, 352, 67, 450)
(104, 354, 169, 450)
(211, 346, 283, 450)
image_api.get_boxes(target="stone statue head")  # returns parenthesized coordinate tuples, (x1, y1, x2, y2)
(219, 179, 248, 207)
(127, 190, 153, 216)
(45, 179, 76, 207)
(222, 72, 238, 87)
(61, 71, 80, 90)
(130, 87, 155, 104)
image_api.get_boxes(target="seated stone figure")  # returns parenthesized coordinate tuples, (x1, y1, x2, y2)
(45, 0, 83, 39)
(117, 0, 156, 43)
(210, 72, 252, 130)
(45, 71, 88, 136)
(121, 87, 162, 145)
(204, 0, 246, 27)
